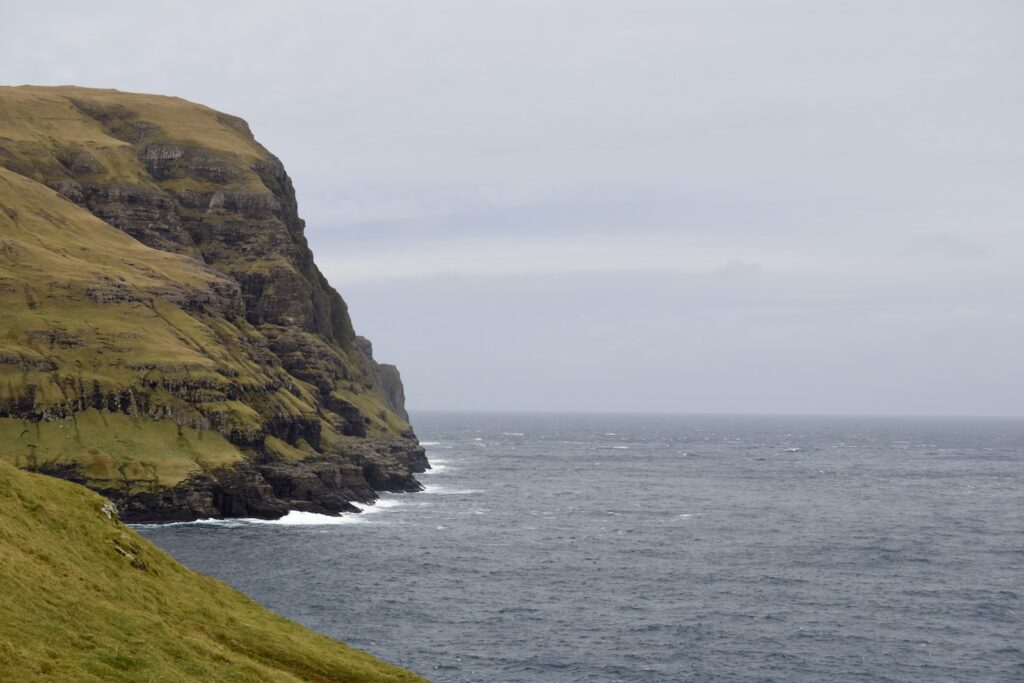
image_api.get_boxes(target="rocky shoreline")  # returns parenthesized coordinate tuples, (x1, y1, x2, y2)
(28, 438, 429, 524)
(118, 439, 429, 523)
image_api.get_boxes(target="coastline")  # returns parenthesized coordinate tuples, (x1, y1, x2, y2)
(111, 439, 430, 524)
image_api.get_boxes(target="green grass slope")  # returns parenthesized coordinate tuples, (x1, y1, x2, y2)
(0, 165, 257, 490)
(0, 460, 425, 682)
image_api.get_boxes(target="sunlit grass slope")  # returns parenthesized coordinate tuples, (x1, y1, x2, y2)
(0, 165, 256, 490)
(0, 460, 425, 682)
(0, 85, 266, 190)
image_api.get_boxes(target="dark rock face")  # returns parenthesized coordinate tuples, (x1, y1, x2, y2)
(98, 438, 426, 523)
(357, 336, 410, 422)
(376, 364, 411, 423)
(0, 88, 427, 521)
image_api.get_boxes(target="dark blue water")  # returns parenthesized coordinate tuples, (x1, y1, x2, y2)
(138, 413, 1024, 682)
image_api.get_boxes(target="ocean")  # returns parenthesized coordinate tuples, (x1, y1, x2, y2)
(138, 412, 1024, 682)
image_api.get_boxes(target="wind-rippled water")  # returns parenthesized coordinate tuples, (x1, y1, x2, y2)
(139, 412, 1024, 682)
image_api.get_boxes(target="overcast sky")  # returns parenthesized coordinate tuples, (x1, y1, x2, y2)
(5, 1, 1022, 415)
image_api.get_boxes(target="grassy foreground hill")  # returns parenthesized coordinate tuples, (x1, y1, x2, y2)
(0, 86, 427, 521)
(0, 460, 425, 682)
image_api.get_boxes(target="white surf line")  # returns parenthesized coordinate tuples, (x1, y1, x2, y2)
(249, 510, 363, 526)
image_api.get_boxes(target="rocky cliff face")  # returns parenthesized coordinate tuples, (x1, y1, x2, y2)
(0, 86, 427, 521)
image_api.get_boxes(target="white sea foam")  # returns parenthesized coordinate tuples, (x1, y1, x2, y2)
(423, 484, 483, 495)
(611, 446, 630, 450)
(419, 441, 441, 446)
(249, 510, 362, 525)
(137, 496, 414, 528)
(425, 463, 448, 473)
(351, 498, 405, 514)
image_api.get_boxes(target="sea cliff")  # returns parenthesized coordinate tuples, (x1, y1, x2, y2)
(0, 86, 427, 522)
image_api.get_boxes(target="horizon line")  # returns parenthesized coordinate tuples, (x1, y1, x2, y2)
(405, 408, 1024, 420)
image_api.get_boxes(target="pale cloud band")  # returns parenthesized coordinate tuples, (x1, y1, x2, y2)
(320, 235, 798, 283)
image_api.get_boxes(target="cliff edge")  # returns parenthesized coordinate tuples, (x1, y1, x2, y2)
(0, 86, 427, 522)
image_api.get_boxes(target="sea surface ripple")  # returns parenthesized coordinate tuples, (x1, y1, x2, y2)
(139, 412, 1024, 682)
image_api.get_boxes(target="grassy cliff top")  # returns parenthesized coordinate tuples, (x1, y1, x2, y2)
(0, 164, 224, 296)
(0, 459, 425, 682)
(0, 85, 266, 159)
(0, 85, 275, 199)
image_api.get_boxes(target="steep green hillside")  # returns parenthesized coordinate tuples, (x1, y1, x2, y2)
(0, 86, 426, 521)
(0, 167, 246, 485)
(0, 460, 425, 682)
